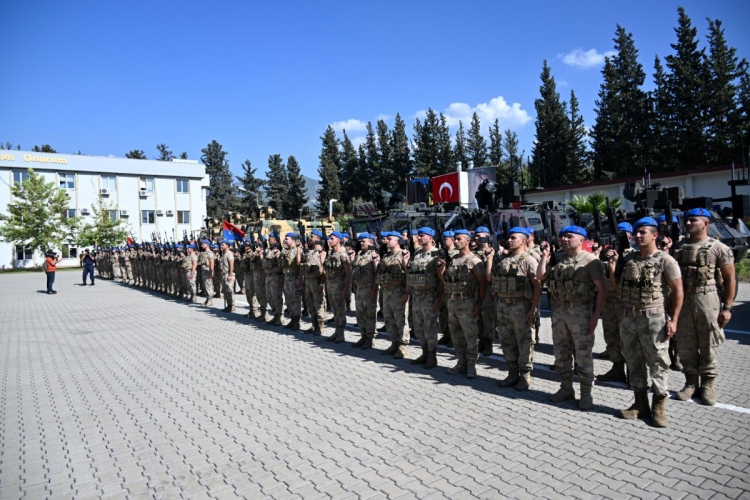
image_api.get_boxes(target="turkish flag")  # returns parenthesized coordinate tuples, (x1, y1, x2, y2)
(432, 172, 460, 203)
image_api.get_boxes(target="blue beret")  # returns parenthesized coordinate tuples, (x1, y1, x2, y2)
(656, 214, 678, 223)
(311, 229, 323, 238)
(268, 232, 277, 238)
(475, 226, 490, 234)
(188, 244, 196, 249)
(201, 239, 211, 246)
(411, 229, 418, 235)
(561, 225, 587, 237)
(175, 244, 184, 249)
(454, 229, 472, 238)
(260, 235, 267, 241)
(508, 226, 528, 237)
(526, 227, 535, 234)
(382, 231, 399, 238)
(685, 208, 712, 219)
(617, 222, 633, 233)
(328, 231, 343, 240)
(444, 231, 455, 238)
(358, 232, 375, 240)
(633, 217, 658, 230)
(285, 232, 299, 239)
(418, 227, 435, 237)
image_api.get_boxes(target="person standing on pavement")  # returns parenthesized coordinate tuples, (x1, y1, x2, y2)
(263, 233, 284, 326)
(81, 249, 96, 285)
(607, 217, 683, 427)
(198, 240, 216, 306)
(44, 250, 61, 294)
(672, 208, 736, 406)
(220, 241, 235, 312)
(375, 232, 410, 358)
(350, 233, 379, 348)
(242, 243, 258, 317)
(302, 231, 327, 336)
(537, 226, 607, 410)
(437, 231, 457, 348)
(324, 232, 351, 343)
(474, 226, 496, 357)
(252, 239, 268, 322)
(185, 244, 199, 302)
(281, 233, 303, 330)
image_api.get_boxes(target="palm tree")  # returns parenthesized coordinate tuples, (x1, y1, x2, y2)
(566, 191, 622, 215)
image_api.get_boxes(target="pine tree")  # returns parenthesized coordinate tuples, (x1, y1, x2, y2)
(488, 119, 504, 166)
(413, 109, 440, 177)
(390, 113, 413, 189)
(364, 122, 379, 190)
(32, 145, 57, 153)
(155, 144, 175, 161)
(436, 113, 454, 174)
(567, 90, 591, 183)
(531, 60, 570, 187)
(179, 152, 188, 160)
(316, 126, 342, 214)
(265, 154, 288, 216)
(738, 69, 750, 162)
(651, 56, 671, 170)
(376, 120, 394, 194)
(467, 112, 488, 168)
(501, 130, 521, 183)
(236, 159, 264, 215)
(126, 150, 147, 159)
(201, 140, 236, 218)
(453, 121, 469, 171)
(285, 155, 308, 216)
(664, 7, 709, 170)
(339, 131, 361, 209)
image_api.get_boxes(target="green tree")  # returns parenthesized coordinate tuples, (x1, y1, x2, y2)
(376, 119, 394, 194)
(285, 155, 308, 215)
(265, 154, 288, 215)
(32, 144, 57, 153)
(76, 194, 130, 248)
(236, 159, 264, 215)
(155, 144, 175, 161)
(453, 121, 469, 171)
(566, 192, 622, 215)
(488, 119, 503, 166)
(413, 109, 440, 177)
(390, 113, 413, 189)
(0, 168, 76, 266)
(467, 112, 488, 168)
(436, 113, 454, 174)
(531, 60, 570, 187)
(179, 152, 188, 160)
(1, 142, 21, 150)
(364, 122, 379, 192)
(126, 149, 146, 159)
(201, 140, 236, 218)
(339, 131, 361, 209)
(567, 90, 591, 183)
(738, 69, 750, 157)
(650, 56, 670, 169)
(316, 126, 342, 214)
(501, 129, 523, 183)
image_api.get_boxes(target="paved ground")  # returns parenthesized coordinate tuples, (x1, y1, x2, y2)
(1, 271, 749, 499)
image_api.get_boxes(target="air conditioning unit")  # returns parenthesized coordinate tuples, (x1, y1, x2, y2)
(166, 210, 174, 216)
(156, 210, 164, 216)
(139, 189, 148, 197)
(81, 208, 90, 215)
(100, 188, 109, 195)
(120, 210, 129, 217)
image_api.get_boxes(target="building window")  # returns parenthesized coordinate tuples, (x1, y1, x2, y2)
(65, 209, 77, 219)
(176, 179, 189, 193)
(101, 175, 116, 191)
(62, 244, 78, 259)
(140, 177, 154, 192)
(141, 210, 155, 224)
(59, 173, 75, 189)
(16, 246, 33, 261)
(13, 171, 30, 184)
(177, 211, 190, 224)
(108, 210, 118, 221)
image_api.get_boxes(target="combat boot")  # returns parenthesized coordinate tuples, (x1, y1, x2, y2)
(466, 359, 477, 379)
(699, 376, 717, 406)
(438, 333, 451, 345)
(361, 337, 373, 350)
(380, 342, 399, 355)
(394, 344, 408, 359)
(353, 335, 367, 347)
(597, 361, 628, 384)
(579, 382, 594, 410)
(315, 320, 325, 337)
(478, 338, 487, 353)
(498, 364, 519, 388)
(206, 299, 213, 307)
(283, 317, 294, 329)
(411, 346, 429, 365)
(651, 394, 669, 427)
(266, 314, 276, 325)
(676, 374, 699, 401)
(515, 371, 531, 392)
(482, 340, 493, 357)
(272, 314, 282, 326)
(423, 350, 438, 369)
(619, 391, 651, 420)
(549, 377, 576, 403)
(448, 357, 467, 375)
(291, 316, 300, 331)
(325, 328, 338, 342)
(334, 328, 346, 344)
(597, 350, 611, 360)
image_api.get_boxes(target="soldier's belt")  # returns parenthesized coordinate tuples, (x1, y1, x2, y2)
(283, 268, 298, 275)
(623, 306, 665, 317)
(554, 300, 592, 307)
(497, 296, 528, 304)
(684, 285, 717, 294)
(411, 288, 436, 296)
(265, 271, 282, 275)
(448, 292, 473, 301)
(381, 283, 405, 290)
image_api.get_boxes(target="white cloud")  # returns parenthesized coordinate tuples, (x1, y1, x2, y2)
(376, 114, 392, 122)
(330, 118, 367, 134)
(417, 95, 532, 132)
(349, 136, 366, 149)
(559, 48, 616, 69)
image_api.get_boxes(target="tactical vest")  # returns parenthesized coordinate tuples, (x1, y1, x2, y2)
(280, 248, 300, 272)
(351, 250, 376, 284)
(302, 250, 324, 278)
(181, 255, 191, 271)
(548, 253, 595, 303)
(262, 249, 280, 269)
(618, 251, 670, 306)
(444, 255, 479, 296)
(406, 248, 439, 289)
(199, 251, 214, 270)
(377, 251, 406, 286)
(492, 253, 533, 299)
(674, 238, 721, 292)
(325, 250, 348, 281)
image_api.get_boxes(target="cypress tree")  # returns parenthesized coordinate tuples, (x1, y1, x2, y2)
(390, 113, 413, 188)
(339, 131, 360, 209)
(155, 144, 175, 161)
(436, 113, 454, 174)
(488, 119, 504, 167)
(413, 109, 440, 178)
(376, 120, 394, 193)
(567, 90, 591, 183)
(501, 130, 521, 183)
(467, 112, 488, 168)
(453, 121, 469, 171)
(201, 140, 236, 218)
(651, 56, 671, 170)
(265, 154, 287, 216)
(236, 159, 264, 215)
(531, 60, 570, 187)
(285, 155, 308, 216)
(316, 126, 342, 214)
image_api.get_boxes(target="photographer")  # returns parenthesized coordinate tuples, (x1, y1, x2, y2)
(44, 250, 61, 294)
(82, 249, 96, 285)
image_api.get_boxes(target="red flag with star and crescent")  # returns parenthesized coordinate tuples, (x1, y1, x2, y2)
(432, 172, 460, 203)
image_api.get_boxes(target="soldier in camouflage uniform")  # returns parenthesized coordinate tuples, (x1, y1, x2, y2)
(185, 244, 199, 302)
(376, 232, 410, 358)
(405, 227, 444, 369)
(219, 241, 235, 312)
(112, 249, 122, 281)
(281, 233, 303, 330)
(525, 228, 543, 345)
(537, 225, 607, 410)
(607, 217, 683, 427)
(198, 240, 216, 306)
(350, 233, 379, 348)
(302, 231, 326, 335)
(242, 244, 258, 318)
(437, 231, 456, 347)
(443, 229, 487, 378)
(263, 233, 284, 326)
(212, 243, 222, 299)
(252, 239, 268, 321)
(673, 208, 736, 406)
(235, 246, 245, 295)
(324, 232, 351, 342)
(486, 227, 541, 391)
(474, 226, 496, 357)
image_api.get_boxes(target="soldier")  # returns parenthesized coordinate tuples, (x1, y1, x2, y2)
(607, 217, 683, 427)
(253, 239, 269, 322)
(219, 241, 235, 312)
(350, 233, 379, 348)
(443, 229, 487, 378)
(405, 227, 445, 369)
(473, 226, 496, 357)
(185, 244, 199, 302)
(281, 233, 303, 330)
(302, 230, 327, 335)
(235, 245, 245, 295)
(112, 248, 122, 281)
(673, 208, 736, 406)
(525, 228, 543, 346)
(242, 243, 258, 318)
(263, 233, 284, 326)
(324, 231, 351, 342)
(597, 222, 634, 383)
(437, 231, 456, 347)
(486, 227, 541, 390)
(375, 232, 410, 358)
(122, 246, 134, 284)
(198, 240, 216, 306)
(212, 243, 222, 299)
(537, 226, 607, 410)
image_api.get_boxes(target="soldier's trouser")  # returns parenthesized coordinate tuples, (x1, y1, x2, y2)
(244, 275, 257, 313)
(186, 271, 197, 297)
(253, 271, 267, 314)
(202, 270, 214, 298)
(265, 273, 283, 315)
(283, 274, 302, 316)
(551, 302, 595, 385)
(496, 298, 534, 372)
(448, 296, 479, 362)
(305, 278, 325, 324)
(213, 273, 222, 297)
(326, 280, 347, 330)
(113, 264, 122, 279)
(439, 297, 450, 336)
(602, 299, 625, 363)
(619, 307, 670, 396)
(412, 289, 439, 350)
(124, 264, 133, 281)
(480, 297, 496, 340)
(236, 269, 245, 293)
(676, 292, 724, 377)
(222, 277, 234, 309)
(382, 287, 408, 344)
(355, 284, 377, 337)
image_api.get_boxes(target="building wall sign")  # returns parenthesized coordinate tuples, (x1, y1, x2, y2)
(22, 154, 68, 164)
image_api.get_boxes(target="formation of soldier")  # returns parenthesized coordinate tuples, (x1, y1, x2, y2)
(95, 207, 736, 428)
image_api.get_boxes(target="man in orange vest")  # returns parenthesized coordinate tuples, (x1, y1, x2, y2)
(44, 250, 61, 294)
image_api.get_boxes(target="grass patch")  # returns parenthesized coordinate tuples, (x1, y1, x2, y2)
(738, 258, 750, 283)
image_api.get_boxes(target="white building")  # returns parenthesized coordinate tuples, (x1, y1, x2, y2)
(0, 150, 209, 269)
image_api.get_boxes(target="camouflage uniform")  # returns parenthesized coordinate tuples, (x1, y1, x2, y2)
(351, 248, 378, 342)
(198, 249, 215, 303)
(325, 248, 350, 340)
(235, 251, 245, 294)
(186, 252, 198, 301)
(444, 253, 485, 375)
(281, 245, 302, 322)
(377, 249, 409, 347)
(252, 246, 268, 320)
(113, 251, 122, 280)
(477, 249, 496, 354)
(302, 247, 326, 334)
(242, 248, 258, 316)
(407, 247, 441, 354)
(220, 249, 235, 311)
(527, 245, 543, 344)
(263, 247, 283, 322)
(212, 247, 222, 298)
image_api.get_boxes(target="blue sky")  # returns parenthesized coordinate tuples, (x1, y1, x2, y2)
(1, 0, 748, 185)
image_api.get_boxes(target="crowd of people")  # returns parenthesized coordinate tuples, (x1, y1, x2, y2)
(93, 207, 735, 428)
